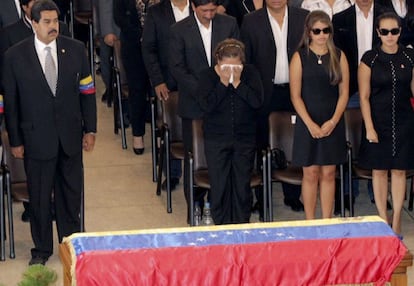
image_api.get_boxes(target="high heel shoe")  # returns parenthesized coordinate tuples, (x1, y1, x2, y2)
(133, 136, 144, 155)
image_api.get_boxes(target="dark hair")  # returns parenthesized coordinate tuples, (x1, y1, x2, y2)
(31, 0, 60, 23)
(214, 38, 246, 63)
(191, 0, 218, 8)
(299, 10, 342, 85)
(19, 0, 32, 7)
(375, 12, 402, 29)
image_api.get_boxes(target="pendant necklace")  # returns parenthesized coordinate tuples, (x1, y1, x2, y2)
(317, 54, 322, 65)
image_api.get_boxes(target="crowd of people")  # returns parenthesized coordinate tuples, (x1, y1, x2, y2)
(1, 0, 413, 265)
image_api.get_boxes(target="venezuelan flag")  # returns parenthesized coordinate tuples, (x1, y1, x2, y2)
(0, 95, 3, 114)
(63, 216, 406, 286)
(79, 75, 96, 95)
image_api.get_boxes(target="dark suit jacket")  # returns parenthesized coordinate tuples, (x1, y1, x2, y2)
(2, 36, 97, 160)
(0, 0, 19, 29)
(113, 0, 142, 41)
(169, 13, 239, 119)
(240, 6, 308, 111)
(142, 0, 191, 90)
(332, 4, 386, 95)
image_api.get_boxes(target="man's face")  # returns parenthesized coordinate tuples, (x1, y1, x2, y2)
(32, 10, 59, 44)
(265, 0, 287, 12)
(355, 0, 373, 10)
(22, 0, 35, 19)
(192, 2, 217, 26)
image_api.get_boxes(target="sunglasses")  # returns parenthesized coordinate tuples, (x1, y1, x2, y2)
(378, 28, 401, 36)
(311, 27, 331, 35)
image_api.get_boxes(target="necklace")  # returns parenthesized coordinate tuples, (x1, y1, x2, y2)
(316, 54, 322, 65)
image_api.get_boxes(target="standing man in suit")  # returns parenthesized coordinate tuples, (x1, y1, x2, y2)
(142, 0, 191, 190)
(169, 0, 239, 222)
(241, 0, 308, 216)
(0, 0, 71, 223)
(0, 0, 21, 29)
(2, 0, 97, 265)
(332, 0, 387, 212)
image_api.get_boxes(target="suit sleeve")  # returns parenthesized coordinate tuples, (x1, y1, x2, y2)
(79, 47, 97, 133)
(142, 8, 164, 87)
(197, 68, 228, 113)
(3, 51, 23, 147)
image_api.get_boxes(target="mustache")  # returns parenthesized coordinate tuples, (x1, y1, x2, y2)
(48, 29, 58, 35)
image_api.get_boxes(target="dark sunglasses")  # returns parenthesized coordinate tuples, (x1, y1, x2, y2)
(311, 27, 331, 35)
(378, 28, 401, 36)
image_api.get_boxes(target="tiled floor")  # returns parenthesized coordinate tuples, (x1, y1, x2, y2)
(0, 80, 413, 285)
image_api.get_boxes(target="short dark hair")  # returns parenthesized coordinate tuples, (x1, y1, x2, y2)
(376, 12, 402, 29)
(31, 0, 60, 23)
(191, 0, 218, 8)
(19, 0, 32, 7)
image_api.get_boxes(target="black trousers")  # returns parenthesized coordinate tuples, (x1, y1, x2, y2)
(256, 84, 301, 202)
(120, 35, 149, 137)
(25, 145, 82, 259)
(205, 138, 255, 224)
(182, 118, 207, 220)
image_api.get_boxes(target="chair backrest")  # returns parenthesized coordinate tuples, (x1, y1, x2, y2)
(344, 108, 363, 161)
(73, 0, 92, 13)
(1, 130, 26, 183)
(268, 111, 296, 162)
(161, 91, 183, 142)
(112, 40, 128, 86)
(192, 119, 208, 171)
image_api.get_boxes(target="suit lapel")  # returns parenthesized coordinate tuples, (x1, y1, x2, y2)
(188, 15, 209, 67)
(56, 37, 67, 96)
(163, 1, 176, 25)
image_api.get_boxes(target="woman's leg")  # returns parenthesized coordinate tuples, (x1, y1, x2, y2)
(319, 165, 336, 219)
(372, 169, 389, 223)
(302, 165, 320, 219)
(390, 169, 406, 234)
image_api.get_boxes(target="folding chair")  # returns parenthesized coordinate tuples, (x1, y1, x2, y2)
(189, 119, 267, 226)
(112, 39, 128, 149)
(150, 97, 163, 182)
(156, 91, 184, 213)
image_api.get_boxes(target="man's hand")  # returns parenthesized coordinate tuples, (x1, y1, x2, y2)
(83, 133, 96, 152)
(104, 33, 118, 47)
(11, 145, 24, 158)
(155, 83, 170, 101)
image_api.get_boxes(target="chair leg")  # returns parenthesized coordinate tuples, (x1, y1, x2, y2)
(409, 177, 413, 211)
(189, 153, 195, 226)
(88, 19, 95, 82)
(165, 130, 172, 213)
(4, 171, 14, 259)
(156, 130, 165, 196)
(339, 164, 345, 217)
(348, 150, 354, 217)
(265, 150, 272, 222)
(0, 171, 5, 261)
(261, 151, 268, 222)
(150, 98, 158, 182)
(80, 166, 85, 233)
(115, 73, 127, 149)
(69, 0, 74, 38)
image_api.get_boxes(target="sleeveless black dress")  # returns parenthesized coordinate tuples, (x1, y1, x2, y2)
(358, 46, 414, 170)
(292, 47, 347, 167)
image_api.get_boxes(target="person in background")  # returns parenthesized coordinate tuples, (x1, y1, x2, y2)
(169, 0, 239, 223)
(290, 10, 349, 219)
(224, 0, 264, 26)
(301, 0, 353, 19)
(142, 0, 191, 191)
(358, 12, 414, 237)
(2, 0, 96, 265)
(332, 0, 388, 213)
(241, 0, 308, 218)
(197, 39, 263, 224)
(0, 0, 21, 29)
(114, 0, 157, 155)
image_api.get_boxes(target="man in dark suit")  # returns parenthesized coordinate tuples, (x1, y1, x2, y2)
(142, 0, 191, 190)
(0, 0, 71, 223)
(332, 0, 387, 212)
(0, 0, 21, 29)
(2, 0, 96, 265)
(241, 0, 308, 215)
(169, 0, 239, 222)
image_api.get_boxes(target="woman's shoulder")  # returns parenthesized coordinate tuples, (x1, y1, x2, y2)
(400, 46, 414, 65)
(360, 48, 380, 67)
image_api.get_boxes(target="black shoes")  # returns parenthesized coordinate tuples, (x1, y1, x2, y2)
(133, 147, 145, 155)
(161, 178, 179, 191)
(29, 256, 48, 266)
(21, 210, 30, 223)
(284, 198, 304, 212)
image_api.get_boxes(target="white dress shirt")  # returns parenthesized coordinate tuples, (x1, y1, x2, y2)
(391, 0, 407, 18)
(194, 14, 212, 67)
(34, 36, 58, 78)
(14, 0, 21, 18)
(171, 0, 190, 22)
(355, 3, 374, 63)
(267, 6, 289, 84)
(301, 0, 352, 18)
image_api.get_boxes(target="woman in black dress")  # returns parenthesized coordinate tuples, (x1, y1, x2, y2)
(197, 39, 263, 224)
(290, 11, 349, 219)
(358, 12, 414, 236)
